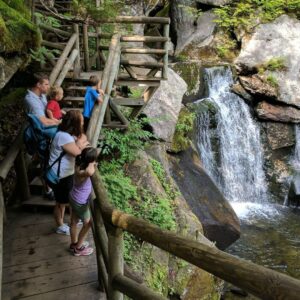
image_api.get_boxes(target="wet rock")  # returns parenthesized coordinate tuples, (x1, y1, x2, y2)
(231, 82, 254, 105)
(127, 148, 222, 299)
(287, 173, 300, 207)
(171, 61, 204, 103)
(144, 68, 187, 143)
(169, 147, 240, 250)
(239, 75, 278, 99)
(197, 0, 232, 6)
(170, 1, 216, 54)
(256, 101, 300, 123)
(235, 15, 300, 107)
(260, 122, 294, 202)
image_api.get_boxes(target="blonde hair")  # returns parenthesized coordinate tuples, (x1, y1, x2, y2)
(48, 86, 63, 100)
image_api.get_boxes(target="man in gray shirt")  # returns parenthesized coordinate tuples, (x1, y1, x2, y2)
(24, 74, 60, 126)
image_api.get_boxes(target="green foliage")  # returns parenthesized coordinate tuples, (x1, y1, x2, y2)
(266, 74, 278, 86)
(171, 107, 196, 153)
(259, 57, 287, 72)
(30, 46, 60, 64)
(178, 4, 202, 18)
(216, 39, 237, 58)
(34, 12, 62, 28)
(0, 0, 40, 53)
(100, 118, 153, 167)
(149, 158, 178, 200)
(214, 0, 300, 31)
(129, 87, 144, 98)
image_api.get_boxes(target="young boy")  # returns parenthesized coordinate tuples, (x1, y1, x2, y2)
(46, 86, 65, 121)
(83, 76, 104, 132)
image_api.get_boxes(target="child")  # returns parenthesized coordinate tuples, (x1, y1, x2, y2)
(69, 147, 98, 256)
(83, 75, 104, 132)
(46, 86, 65, 120)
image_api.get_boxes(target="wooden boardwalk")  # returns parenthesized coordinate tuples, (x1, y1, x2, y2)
(2, 208, 105, 300)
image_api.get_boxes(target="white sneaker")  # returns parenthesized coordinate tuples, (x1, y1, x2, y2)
(56, 225, 70, 235)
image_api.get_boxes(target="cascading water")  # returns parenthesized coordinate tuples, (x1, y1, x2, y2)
(195, 67, 269, 208)
(194, 66, 300, 280)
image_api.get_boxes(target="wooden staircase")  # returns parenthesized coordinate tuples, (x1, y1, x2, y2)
(35, 1, 170, 131)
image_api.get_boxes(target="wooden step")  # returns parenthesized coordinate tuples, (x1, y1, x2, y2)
(120, 60, 164, 68)
(99, 46, 166, 55)
(22, 195, 56, 208)
(116, 76, 161, 87)
(29, 177, 44, 195)
(66, 86, 86, 92)
(112, 98, 144, 107)
(64, 96, 84, 102)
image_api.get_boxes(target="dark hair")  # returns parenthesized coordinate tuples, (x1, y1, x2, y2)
(58, 110, 83, 138)
(76, 147, 98, 170)
(89, 75, 100, 86)
(30, 73, 49, 88)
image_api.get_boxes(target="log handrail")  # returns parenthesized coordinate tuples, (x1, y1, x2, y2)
(90, 171, 300, 300)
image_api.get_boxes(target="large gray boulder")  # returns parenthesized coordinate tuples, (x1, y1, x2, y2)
(256, 101, 300, 123)
(169, 147, 240, 250)
(144, 68, 187, 143)
(235, 15, 300, 107)
(170, 1, 216, 54)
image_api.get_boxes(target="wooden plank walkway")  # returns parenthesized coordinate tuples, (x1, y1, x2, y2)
(2, 209, 106, 300)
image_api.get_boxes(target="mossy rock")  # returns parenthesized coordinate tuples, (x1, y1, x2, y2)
(170, 107, 196, 153)
(0, 0, 40, 53)
(172, 61, 203, 102)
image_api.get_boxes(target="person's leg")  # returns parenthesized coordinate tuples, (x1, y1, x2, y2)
(54, 203, 66, 227)
(76, 219, 91, 248)
(70, 212, 79, 245)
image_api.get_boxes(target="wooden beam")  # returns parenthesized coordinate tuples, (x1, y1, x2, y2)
(83, 24, 90, 71)
(99, 46, 166, 55)
(98, 34, 168, 43)
(14, 150, 31, 202)
(115, 80, 160, 87)
(98, 16, 170, 24)
(112, 98, 144, 107)
(120, 60, 163, 68)
(108, 227, 124, 300)
(109, 99, 129, 125)
(39, 23, 72, 37)
(0, 128, 23, 180)
(55, 49, 79, 86)
(73, 24, 81, 78)
(162, 24, 169, 80)
(113, 274, 166, 300)
(91, 172, 300, 300)
(41, 40, 65, 50)
(49, 33, 77, 84)
(0, 182, 4, 299)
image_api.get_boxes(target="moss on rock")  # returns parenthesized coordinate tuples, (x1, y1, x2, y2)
(171, 107, 196, 153)
(0, 0, 40, 53)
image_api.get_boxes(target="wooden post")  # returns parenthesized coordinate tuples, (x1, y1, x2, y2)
(83, 24, 90, 71)
(0, 182, 3, 299)
(73, 24, 81, 78)
(55, 49, 79, 86)
(108, 227, 124, 300)
(49, 33, 77, 84)
(14, 150, 30, 202)
(162, 24, 169, 80)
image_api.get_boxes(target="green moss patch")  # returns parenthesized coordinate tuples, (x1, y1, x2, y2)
(0, 0, 40, 53)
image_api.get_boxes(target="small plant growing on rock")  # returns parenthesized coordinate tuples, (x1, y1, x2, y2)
(266, 74, 278, 87)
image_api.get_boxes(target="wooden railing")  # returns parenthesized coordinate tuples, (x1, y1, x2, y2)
(0, 127, 30, 299)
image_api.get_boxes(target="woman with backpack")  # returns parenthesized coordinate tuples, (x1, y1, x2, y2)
(45, 110, 89, 235)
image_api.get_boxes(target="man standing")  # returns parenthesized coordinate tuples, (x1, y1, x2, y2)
(24, 74, 60, 126)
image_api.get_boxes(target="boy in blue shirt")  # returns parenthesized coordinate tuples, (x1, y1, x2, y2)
(83, 75, 104, 132)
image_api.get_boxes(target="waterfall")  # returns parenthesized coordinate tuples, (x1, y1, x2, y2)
(292, 125, 300, 171)
(195, 67, 269, 204)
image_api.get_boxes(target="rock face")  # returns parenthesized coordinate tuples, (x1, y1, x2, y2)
(127, 148, 222, 299)
(256, 101, 300, 123)
(144, 68, 187, 143)
(170, 1, 216, 54)
(239, 75, 278, 99)
(235, 15, 300, 107)
(197, 0, 232, 6)
(169, 147, 240, 250)
(171, 61, 204, 103)
(260, 122, 295, 202)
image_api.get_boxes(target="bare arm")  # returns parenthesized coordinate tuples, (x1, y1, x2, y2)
(46, 109, 60, 121)
(39, 116, 60, 126)
(76, 162, 96, 179)
(62, 141, 82, 157)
